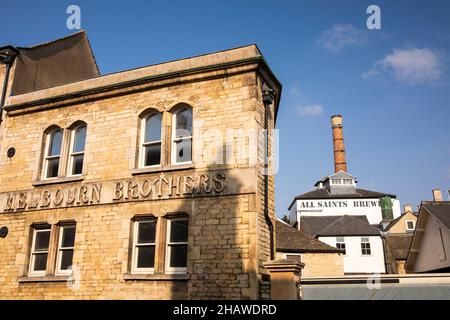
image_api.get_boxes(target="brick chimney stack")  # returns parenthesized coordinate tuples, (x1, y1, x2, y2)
(432, 188, 443, 202)
(331, 115, 347, 173)
(403, 204, 413, 213)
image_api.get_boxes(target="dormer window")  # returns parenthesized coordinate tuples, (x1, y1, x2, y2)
(343, 179, 353, 185)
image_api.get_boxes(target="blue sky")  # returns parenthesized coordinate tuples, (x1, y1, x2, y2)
(1, 0, 449, 215)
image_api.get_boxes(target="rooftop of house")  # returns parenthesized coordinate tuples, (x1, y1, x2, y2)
(1, 31, 99, 96)
(4, 32, 281, 118)
(288, 171, 396, 210)
(384, 234, 413, 260)
(421, 201, 450, 229)
(276, 220, 344, 254)
(301, 215, 381, 237)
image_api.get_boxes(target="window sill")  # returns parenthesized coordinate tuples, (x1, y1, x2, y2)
(32, 176, 84, 187)
(18, 275, 71, 283)
(131, 164, 194, 175)
(123, 273, 189, 281)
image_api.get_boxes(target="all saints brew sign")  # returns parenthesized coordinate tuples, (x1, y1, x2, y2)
(0, 172, 227, 213)
(297, 199, 381, 209)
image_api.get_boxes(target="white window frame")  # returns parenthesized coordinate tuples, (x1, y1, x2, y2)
(131, 219, 157, 274)
(42, 129, 62, 180)
(405, 220, 415, 231)
(140, 113, 163, 168)
(171, 109, 193, 165)
(342, 179, 353, 185)
(165, 217, 188, 274)
(29, 227, 51, 277)
(361, 237, 372, 256)
(55, 224, 76, 276)
(331, 179, 342, 185)
(67, 125, 86, 177)
(336, 237, 346, 255)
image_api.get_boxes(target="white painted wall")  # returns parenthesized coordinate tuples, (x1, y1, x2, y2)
(291, 198, 401, 225)
(319, 236, 386, 274)
(413, 216, 450, 273)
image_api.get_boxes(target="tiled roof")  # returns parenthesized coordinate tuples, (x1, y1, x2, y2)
(422, 202, 450, 229)
(385, 234, 413, 260)
(301, 215, 381, 237)
(276, 220, 343, 253)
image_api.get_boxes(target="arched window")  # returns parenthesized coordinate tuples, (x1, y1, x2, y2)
(43, 127, 63, 179)
(172, 107, 192, 164)
(141, 112, 162, 167)
(68, 123, 87, 176)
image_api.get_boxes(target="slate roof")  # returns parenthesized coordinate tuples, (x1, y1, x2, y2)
(301, 215, 381, 237)
(276, 220, 344, 253)
(422, 201, 450, 229)
(385, 234, 412, 260)
(289, 188, 397, 210)
(9, 31, 99, 96)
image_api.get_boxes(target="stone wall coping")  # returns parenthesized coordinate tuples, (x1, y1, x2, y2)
(5, 45, 263, 108)
(123, 273, 189, 281)
(263, 259, 305, 272)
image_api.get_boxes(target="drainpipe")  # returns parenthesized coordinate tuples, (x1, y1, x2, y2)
(262, 83, 275, 260)
(0, 46, 19, 122)
(381, 234, 390, 274)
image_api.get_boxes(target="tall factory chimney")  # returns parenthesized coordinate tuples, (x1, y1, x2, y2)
(331, 115, 347, 173)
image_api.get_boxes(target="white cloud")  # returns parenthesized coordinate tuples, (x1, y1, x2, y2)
(317, 23, 367, 53)
(297, 104, 324, 117)
(365, 48, 445, 85)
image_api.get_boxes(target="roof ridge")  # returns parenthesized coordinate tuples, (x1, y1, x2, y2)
(17, 30, 86, 50)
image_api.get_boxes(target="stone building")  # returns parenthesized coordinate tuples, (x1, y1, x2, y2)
(275, 219, 344, 277)
(0, 32, 281, 299)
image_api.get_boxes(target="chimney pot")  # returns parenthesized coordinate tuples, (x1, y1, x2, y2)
(432, 188, 443, 202)
(403, 204, 413, 213)
(331, 115, 347, 173)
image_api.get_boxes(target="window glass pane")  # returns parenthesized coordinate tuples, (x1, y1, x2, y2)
(60, 249, 74, 270)
(34, 230, 50, 250)
(138, 222, 156, 244)
(62, 227, 76, 247)
(73, 126, 86, 153)
(72, 154, 84, 175)
(144, 144, 161, 166)
(175, 138, 192, 163)
(33, 253, 48, 271)
(145, 113, 162, 142)
(137, 246, 155, 268)
(49, 130, 62, 156)
(175, 109, 192, 138)
(170, 220, 188, 243)
(46, 158, 59, 178)
(169, 244, 187, 268)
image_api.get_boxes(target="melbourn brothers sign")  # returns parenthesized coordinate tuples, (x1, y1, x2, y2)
(0, 172, 227, 213)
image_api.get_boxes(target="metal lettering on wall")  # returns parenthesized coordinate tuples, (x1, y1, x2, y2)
(0, 172, 227, 213)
